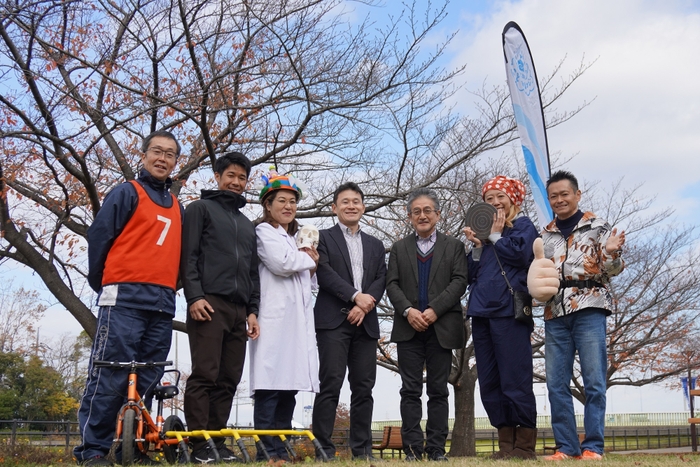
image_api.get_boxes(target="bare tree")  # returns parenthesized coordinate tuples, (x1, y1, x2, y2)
(0, 0, 455, 336)
(0, 0, 589, 341)
(0, 282, 47, 353)
(40, 331, 92, 400)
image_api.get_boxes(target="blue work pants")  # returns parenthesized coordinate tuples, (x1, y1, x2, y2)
(74, 305, 172, 462)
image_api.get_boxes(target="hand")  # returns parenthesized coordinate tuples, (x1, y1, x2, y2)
(407, 308, 429, 332)
(189, 299, 214, 321)
(301, 246, 319, 264)
(247, 314, 260, 340)
(491, 210, 505, 234)
(302, 246, 319, 276)
(346, 305, 366, 326)
(605, 228, 626, 254)
(422, 307, 438, 325)
(463, 227, 482, 248)
(354, 292, 376, 313)
(527, 238, 560, 302)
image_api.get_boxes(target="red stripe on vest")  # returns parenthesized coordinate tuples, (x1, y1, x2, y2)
(102, 180, 181, 290)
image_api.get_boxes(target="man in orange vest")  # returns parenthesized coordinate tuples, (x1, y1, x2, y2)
(74, 130, 183, 466)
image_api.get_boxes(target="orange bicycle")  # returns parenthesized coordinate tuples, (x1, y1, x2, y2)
(93, 360, 189, 465)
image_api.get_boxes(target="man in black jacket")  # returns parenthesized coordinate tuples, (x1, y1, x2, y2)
(386, 188, 468, 461)
(312, 182, 387, 460)
(180, 152, 261, 464)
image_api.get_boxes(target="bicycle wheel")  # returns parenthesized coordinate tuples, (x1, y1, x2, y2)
(163, 415, 189, 464)
(121, 409, 136, 466)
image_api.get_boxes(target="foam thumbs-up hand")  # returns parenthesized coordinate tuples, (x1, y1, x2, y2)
(527, 238, 560, 302)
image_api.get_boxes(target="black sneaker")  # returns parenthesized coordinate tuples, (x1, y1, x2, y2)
(191, 445, 218, 464)
(217, 446, 242, 463)
(80, 456, 113, 466)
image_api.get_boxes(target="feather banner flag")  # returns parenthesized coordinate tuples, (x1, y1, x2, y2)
(502, 22, 553, 228)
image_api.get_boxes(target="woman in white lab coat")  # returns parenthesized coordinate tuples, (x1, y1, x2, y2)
(249, 173, 319, 461)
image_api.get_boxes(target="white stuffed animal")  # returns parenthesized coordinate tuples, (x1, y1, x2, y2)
(296, 224, 319, 249)
(527, 238, 560, 302)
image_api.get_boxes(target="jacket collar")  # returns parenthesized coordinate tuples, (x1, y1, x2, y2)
(544, 211, 597, 233)
(200, 189, 247, 211)
(138, 168, 172, 192)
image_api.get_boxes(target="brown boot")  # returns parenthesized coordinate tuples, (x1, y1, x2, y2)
(511, 427, 537, 460)
(490, 427, 515, 460)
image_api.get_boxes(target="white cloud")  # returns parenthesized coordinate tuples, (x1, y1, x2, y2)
(447, 0, 700, 218)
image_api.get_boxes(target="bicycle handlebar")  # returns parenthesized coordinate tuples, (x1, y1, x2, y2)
(93, 360, 173, 368)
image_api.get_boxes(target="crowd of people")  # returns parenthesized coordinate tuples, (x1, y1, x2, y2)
(73, 130, 625, 465)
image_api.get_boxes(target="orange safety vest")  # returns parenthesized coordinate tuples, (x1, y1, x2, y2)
(102, 181, 181, 290)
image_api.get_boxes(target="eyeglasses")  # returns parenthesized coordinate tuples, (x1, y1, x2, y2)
(275, 198, 297, 207)
(146, 147, 177, 160)
(410, 207, 438, 217)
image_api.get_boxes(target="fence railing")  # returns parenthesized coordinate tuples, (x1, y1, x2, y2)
(372, 412, 693, 431)
(471, 427, 693, 454)
(0, 420, 79, 455)
(0, 418, 694, 457)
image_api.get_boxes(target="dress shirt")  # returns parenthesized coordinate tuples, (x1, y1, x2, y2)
(339, 221, 364, 294)
(416, 229, 437, 254)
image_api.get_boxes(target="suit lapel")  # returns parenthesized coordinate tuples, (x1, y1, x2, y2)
(428, 231, 446, 288)
(360, 232, 372, 290)
(404, 234, 419, 285)
(329, 224, 353, 279)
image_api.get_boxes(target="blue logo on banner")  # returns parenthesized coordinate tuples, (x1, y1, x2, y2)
(509, 46, 535, 96)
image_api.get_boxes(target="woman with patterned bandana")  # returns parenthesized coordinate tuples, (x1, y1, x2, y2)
(463, 175, 539, 460)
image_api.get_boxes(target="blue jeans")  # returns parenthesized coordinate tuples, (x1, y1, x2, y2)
(73, 306, 173, 462)
(545, 309, 607, 456)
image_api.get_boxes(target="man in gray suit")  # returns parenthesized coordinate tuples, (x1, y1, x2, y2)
(386, 188, 468, 461)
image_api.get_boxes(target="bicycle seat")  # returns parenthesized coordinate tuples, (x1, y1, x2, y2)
(154, 384, 179, 400)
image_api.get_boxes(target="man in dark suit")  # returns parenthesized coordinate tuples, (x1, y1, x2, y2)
(386, 188, 468, 461)
(312, 182, 387, 460)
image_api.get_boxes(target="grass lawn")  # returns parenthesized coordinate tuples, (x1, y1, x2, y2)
(3, 442, 700, 466)
(2, 453, 700, 466)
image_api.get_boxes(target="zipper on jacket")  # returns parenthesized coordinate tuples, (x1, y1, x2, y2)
(232, 210, 239, 295)
(559, 231, 569, 314)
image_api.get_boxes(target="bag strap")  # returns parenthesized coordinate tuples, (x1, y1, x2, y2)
(492, 247, 514, 296)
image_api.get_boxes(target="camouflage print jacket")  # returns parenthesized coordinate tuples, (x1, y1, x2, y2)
(542, 211, 624, 320)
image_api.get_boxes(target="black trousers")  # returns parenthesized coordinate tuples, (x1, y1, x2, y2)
(254, 389, 298, 460)
(312, 321, 377, 458)
(397, 326, 452, 457)
(184, 295, 247, 448)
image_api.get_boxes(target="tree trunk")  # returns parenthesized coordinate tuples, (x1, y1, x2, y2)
(448, 348, 478, 457)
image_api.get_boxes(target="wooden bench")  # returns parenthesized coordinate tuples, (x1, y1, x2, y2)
(372, 426, 403, 458)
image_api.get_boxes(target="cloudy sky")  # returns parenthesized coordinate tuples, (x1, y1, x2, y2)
(443, 0, 700, 222)
(30, 0, 699, 424)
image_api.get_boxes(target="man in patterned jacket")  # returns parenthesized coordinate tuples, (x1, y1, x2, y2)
(541, 170, 625, 462)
